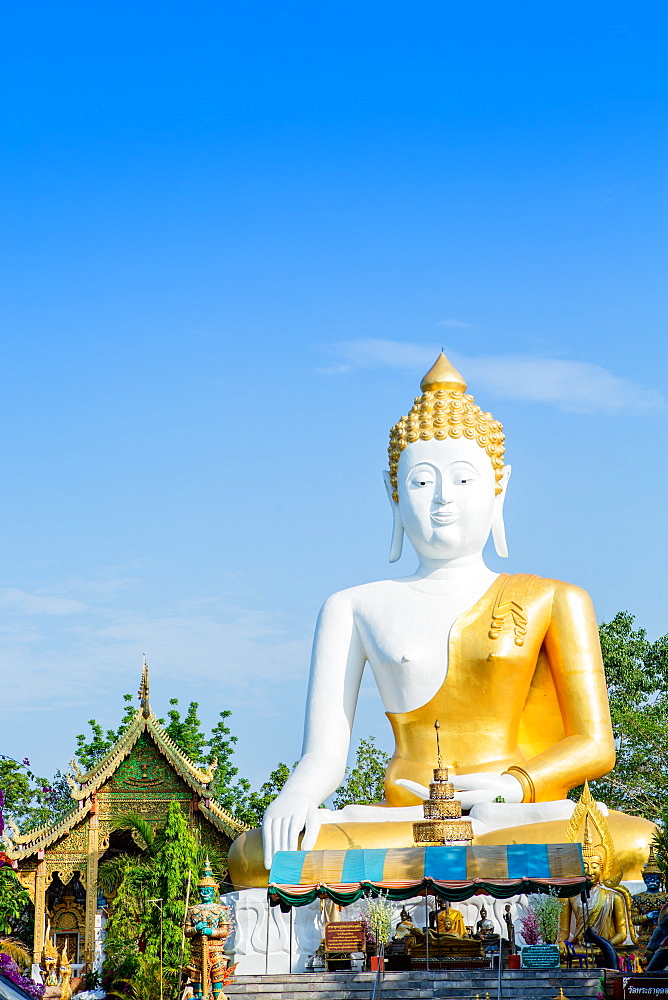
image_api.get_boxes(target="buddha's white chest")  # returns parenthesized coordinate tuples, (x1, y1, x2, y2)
(353, 582, 491, 714)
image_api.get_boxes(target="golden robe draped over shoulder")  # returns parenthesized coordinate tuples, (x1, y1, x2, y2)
(385, 573, 615, 805)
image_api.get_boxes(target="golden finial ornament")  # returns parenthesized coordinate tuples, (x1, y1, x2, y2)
(198, 855, 219, 889)
(412, 720, 473, 846)
(554, 989, 569, 1000)
(138, 655, 150, 719)
(643, 844, 661, 876)
(388, 351, 505, 501)
(420, 352, 468, 392)
(434, 719, 442, 769)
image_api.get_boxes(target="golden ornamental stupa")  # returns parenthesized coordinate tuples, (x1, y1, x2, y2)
(412, 721, 474, 846)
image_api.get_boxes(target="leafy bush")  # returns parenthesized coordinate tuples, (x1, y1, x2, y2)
(526, 891, 564, 945)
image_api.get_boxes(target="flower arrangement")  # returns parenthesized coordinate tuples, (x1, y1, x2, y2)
(358, 916, 375, 949)
(0, 952, 45, 999)
(529, 890, 564, 945)
(361, 893, 393, 949)
(520, 908, 541, 945)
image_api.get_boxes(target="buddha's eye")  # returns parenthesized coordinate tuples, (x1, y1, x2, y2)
(451, 463, 479, 487)
(408, 467, 435, 489)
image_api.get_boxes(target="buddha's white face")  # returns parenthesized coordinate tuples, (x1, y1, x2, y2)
(396, 437, 500, 562)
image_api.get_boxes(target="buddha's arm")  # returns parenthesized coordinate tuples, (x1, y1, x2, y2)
(611, 892, 629, 946)
(505, 583, 615, 802)
(261, 590, 366, 866)
(559, 902, 572, 942)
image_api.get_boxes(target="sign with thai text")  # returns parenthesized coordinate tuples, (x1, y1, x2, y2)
(520, 944, 560, 969)
(324, 921, 366, 953)
(622, 977, 668, 999)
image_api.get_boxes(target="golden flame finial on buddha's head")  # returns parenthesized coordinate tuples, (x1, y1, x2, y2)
(387, 351, 505, 502)
(420, 352, 467, 392)
(582, 817, 607, 882)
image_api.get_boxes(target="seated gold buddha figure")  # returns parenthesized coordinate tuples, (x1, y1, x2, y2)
(431, 901, 467, 938)
(393, 908, 420, 941)
(228, 353, 654, 889)
(560, 822, 632, 949)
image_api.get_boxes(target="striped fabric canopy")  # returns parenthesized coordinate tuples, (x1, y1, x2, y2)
(268, 843, 588, 907)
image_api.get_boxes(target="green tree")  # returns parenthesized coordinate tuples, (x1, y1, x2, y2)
(569, 612, 668, 822)
(234, 763, 293, 828)
(0, 756, 70, 832)
(207, 711, 244, 812)
(653, 805, 668, 881)
(99, 803, 225, 989)
(144, 803, 198, 966)
(0, 867, 31, 937)
(333, 737, 390, 810)
(163, 701, 208, 764)
(75, 694, 136, 770)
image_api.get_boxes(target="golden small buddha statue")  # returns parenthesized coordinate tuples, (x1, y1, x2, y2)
(229, 353, 655, 889)
(560, 818, 632, 948)
(432, 901, 467, 938)
(393, 907, 419, 941)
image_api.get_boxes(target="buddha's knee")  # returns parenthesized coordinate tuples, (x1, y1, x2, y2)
(228, 828, 268, 889)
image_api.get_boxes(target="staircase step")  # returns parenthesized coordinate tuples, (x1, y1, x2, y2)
(224, 968, 604, 1000)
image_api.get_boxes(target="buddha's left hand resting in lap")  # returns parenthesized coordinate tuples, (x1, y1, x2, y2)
(228, 354, 654, 888)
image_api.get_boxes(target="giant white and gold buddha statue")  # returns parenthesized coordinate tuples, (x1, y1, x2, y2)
(229, 353, 654, 888)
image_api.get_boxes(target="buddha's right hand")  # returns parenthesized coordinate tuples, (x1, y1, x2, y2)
(262, 793, 322, 870)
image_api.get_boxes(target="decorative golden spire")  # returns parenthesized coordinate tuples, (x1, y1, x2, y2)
(139, 656, 150, 719)
(643, 844, 661, 876)
(198, 856, 219, 889)
(420, 352, 467, 392)
(434, 719, 442, 769)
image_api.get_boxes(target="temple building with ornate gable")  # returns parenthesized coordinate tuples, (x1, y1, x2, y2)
(1, 666, 245, 974)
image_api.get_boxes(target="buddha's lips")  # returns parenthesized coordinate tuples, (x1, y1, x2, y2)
(431, 512, 459, 524)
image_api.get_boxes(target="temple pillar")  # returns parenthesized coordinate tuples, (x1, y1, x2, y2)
(32, 855, 46, 967)
(84, 798, 99, 967)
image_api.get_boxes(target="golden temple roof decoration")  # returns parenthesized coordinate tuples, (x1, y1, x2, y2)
(139, 656, 150, 719)
(4, 663, 245, 860)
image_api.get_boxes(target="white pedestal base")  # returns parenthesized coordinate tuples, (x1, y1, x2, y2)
(222, 889, 534, 975)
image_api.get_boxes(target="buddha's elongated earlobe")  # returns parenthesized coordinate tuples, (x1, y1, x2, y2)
(491, 465, 511, 558)
(383, 471, 404, 563)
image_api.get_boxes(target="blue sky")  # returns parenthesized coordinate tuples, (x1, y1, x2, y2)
(0, 1, 667, 792)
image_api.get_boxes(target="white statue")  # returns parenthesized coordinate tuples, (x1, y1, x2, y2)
(227, 353, 652, 887)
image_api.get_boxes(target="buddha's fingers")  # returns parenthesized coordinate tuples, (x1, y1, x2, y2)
(451, 773, 497, 790)
(301, 808, 322, 852)
(458, 790, 498, 809)
(395, 778, 430, 800)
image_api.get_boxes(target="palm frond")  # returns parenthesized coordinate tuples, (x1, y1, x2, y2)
(0, 939, 32, 968)
(193, 845, 225, 885)
(98, 854, 152, 894)
(112, 812, 157, 852)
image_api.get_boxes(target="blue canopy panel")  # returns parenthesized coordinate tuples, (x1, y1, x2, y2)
(267, 843, 587, 907)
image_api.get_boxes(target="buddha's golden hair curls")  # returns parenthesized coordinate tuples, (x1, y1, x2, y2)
(388, 387, 505, 503)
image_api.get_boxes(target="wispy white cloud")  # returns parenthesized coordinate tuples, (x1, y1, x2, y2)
(321, 339, 666, 415)
(0, 583, 310, 723)
(0, 588, 87, 616)
(437, 318, 479, 329)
